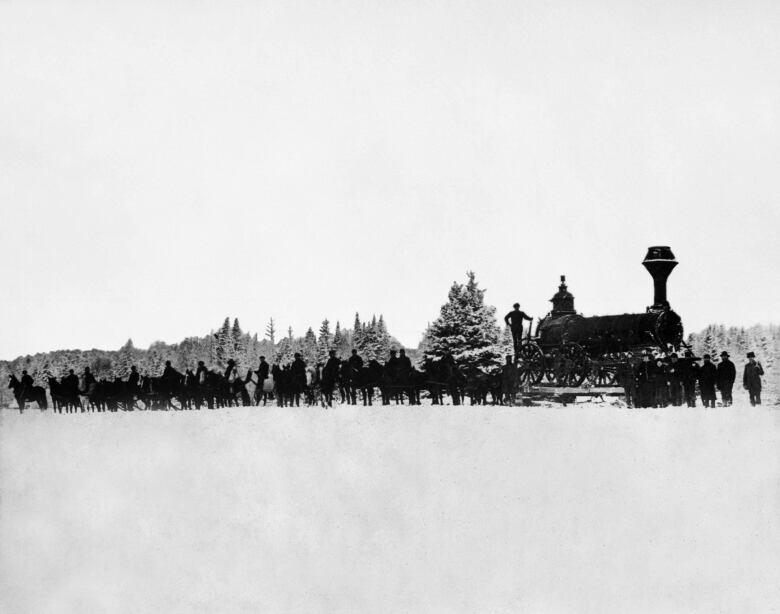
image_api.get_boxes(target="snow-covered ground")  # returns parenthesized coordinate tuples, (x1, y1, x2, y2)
(2, 400, 780, 613)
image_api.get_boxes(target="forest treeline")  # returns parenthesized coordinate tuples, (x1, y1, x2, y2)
(0, 313, 408, 408)
(1, 270, 777, 406)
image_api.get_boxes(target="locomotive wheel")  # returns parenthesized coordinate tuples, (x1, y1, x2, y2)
(517, 342, 544, 386)
(548, 343, 588, 387)
(593, 366, 618, 387)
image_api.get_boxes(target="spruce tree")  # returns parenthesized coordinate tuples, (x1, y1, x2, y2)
(352, 313, 363, 352)
(231, 318, 244, 367)
(317, 319, 332, 363)
(303, 327, 318, 364)
(265, 318, 276, 346)
(423, 271, 503, 371)
(115, 338, 137, 377)
(333, 321, 347, 358)
(214, 318, 231, 367)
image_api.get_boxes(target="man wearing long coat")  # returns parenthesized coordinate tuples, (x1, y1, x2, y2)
(716, 351, 736, 407)
(743, 352, 764, 406)
(698, 355, 717, 408)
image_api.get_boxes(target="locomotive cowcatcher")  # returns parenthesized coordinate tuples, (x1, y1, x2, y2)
(516, 246, 685, 388)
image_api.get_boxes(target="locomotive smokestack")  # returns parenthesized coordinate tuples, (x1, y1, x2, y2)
(642, 246, 677, 309)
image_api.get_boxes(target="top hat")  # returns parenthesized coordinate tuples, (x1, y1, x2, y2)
(720, 351, 729, 358)
(747, 351, 756, 358)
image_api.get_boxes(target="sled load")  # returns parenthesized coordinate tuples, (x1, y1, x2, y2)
(516, 246, 685, 388)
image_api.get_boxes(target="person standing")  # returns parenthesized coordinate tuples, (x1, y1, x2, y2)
(127, 365, 140, 395)
(679, 350, 699, 407)
(20, 370, 34, 397)
(82, 366, 96, 392)
(743, 351, 764, 406)
(716, 351, 736, 407)
(698, 354, 717, 408)
(348, 349, 364, 372)
(385, 349, 399, 378)
(667, 354, 683, 407)
(633, 353, 654, 408)
(500, 355, 519, 406)
(290, 353, 307, 407)
(195, 361, 208, 385)
(653, 357, 670, 407)
(504, 303, 533, 356)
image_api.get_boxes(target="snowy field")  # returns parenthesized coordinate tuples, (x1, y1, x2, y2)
(2, 400, 780, 613)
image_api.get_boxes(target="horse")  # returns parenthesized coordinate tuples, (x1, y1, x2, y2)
(8, 375, 48, 412)
(338, 360, 354, 404)
(354, 360, 383, 406)
(421, 357, 466, 405)
(320, 362, 339, 407)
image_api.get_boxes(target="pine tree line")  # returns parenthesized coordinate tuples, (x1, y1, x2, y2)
(0, 314, 404, 407)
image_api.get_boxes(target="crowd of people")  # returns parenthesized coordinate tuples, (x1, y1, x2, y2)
(623, 350, 765, 408)
(6, 343, 768, 412)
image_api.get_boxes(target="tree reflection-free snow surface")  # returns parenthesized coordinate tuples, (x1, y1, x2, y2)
(2, 401, 779, 613)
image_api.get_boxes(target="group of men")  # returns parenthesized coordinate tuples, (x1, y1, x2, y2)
(628, 350, 765, 408)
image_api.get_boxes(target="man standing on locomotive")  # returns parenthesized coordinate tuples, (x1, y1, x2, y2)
(504, 303, 533, 357)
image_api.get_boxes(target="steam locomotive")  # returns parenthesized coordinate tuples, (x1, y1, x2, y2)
(517, 246, 685, 387)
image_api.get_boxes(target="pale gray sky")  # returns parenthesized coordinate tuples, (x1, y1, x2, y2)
(1, 0, 779, 359)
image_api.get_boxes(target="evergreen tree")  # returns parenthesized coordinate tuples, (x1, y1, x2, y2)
(352, 313, 363, 352)
(265, 318, 276, 346)
(275, 337, 294, 365)
(500, 325, 514, 360)
(231, 318, 244, 367)
(302, 327, 318, 364)
(115, 338, 137, 377)
(423, 271, 504, 370)
(333, 321, 348, 358)
(317, 319, 333, 363)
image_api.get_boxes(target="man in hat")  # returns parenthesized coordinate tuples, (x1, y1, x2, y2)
(698, 354, 717, 408)
(348, 348, 364, 372)
(127, 365, 140, 394)
(743, 352, 764, 406)
(20, 370, 34, 398)
(321, 350, 341, 407)
(82, 366, 96, 392)
(501, 355, 519, 405)
(385, 349, 399, 378)
(224, 358, 237, 382)
(667, 353, 683, 407)
(633, 352, 654, 408)
(716, 351, 736, 407)
(652, 357, 670, 407)
(252, 356, 270, 405)
(398, 348, 412, 372)
(504, 303, 533, 356)
(678, 350, 699, 407)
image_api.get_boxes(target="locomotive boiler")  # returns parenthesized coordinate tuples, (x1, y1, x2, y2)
(517, 246, 685, 387)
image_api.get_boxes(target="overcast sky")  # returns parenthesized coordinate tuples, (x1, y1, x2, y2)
(1, 0, 779, 360)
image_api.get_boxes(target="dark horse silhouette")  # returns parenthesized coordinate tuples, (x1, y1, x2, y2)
(8, 375, 48, 412)
(48, 377, 82, 413)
